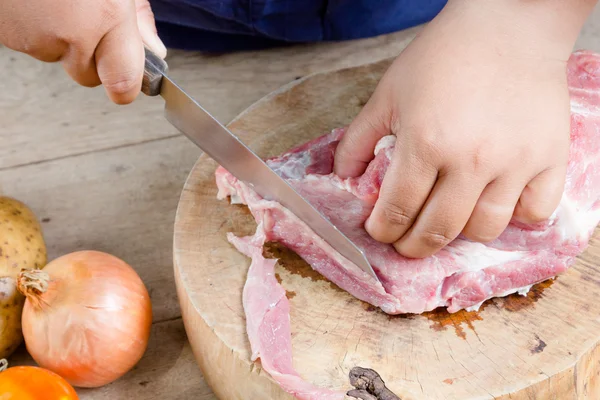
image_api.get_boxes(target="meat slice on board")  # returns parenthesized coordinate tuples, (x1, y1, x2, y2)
(215, 50, 600, 399)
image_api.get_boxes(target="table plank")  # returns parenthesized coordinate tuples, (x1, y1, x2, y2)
(0, 27, 419, 170)
(1, 136, 197, 323)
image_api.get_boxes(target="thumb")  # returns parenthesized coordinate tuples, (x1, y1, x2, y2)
(333, 93, 393, 178)
(135, 0, 167, 58)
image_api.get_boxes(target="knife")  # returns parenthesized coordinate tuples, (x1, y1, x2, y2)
(141, 47, 380, 283)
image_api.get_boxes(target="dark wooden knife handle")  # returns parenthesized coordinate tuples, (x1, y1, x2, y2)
(142, 47, 168, 96)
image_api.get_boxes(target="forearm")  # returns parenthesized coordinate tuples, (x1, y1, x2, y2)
(437, 0, 598, 60)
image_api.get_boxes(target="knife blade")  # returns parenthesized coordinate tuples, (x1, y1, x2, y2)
(141, 47, 380, 283)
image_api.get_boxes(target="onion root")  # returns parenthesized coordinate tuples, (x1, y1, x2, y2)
(17, 269, 49, 296)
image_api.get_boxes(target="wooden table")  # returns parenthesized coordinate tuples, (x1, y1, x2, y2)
(2, 7, 600, 398)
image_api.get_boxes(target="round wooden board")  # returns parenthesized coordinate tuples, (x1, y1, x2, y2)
(174, 58, 600, 400)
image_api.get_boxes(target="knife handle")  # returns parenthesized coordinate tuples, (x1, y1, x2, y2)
(142, 47, 168, 97)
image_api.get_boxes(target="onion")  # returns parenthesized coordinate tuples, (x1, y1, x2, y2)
(17, 250, 152, 388)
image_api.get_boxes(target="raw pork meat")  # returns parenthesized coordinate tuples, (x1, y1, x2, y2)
(215, 50, 600, 397)
(228, 227, 346, 400)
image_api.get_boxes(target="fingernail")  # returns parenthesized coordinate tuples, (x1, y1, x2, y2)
(147, 33, 167, 59)
(364, 216, 374, 235)
(139, 21, 168, 59)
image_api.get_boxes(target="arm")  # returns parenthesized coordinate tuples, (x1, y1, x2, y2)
(334, 0, 598, 258)
(443, 0, 597, 58)
(0, 0, 166, 104)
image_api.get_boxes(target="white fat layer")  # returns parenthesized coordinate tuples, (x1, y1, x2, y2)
(463, 284, 535, 312)
(230, 193, 243, 204)
(463, 279, 558, 312)
(446, 193, 598, 275)
(497, 284, 535, 299)
(447, 241, 525, 272)
(464, 302, 484, 312)
(305, 173, 353, 196)
(374, 135, 396, 156)
(268, 151, 312, 180)
(570, 99, 599, 117)
(554, 194, 600, 240)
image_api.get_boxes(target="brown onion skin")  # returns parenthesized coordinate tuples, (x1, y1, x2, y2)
(20, 250, 152, 388)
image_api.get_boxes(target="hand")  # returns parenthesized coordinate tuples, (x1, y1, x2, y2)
(0, 0, 166, 104)
(334, 0, 593, 258)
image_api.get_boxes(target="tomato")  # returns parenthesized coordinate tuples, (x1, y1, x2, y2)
(0, 365, 78, 399)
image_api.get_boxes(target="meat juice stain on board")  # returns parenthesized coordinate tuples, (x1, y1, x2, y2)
(422, 307, 484, 340)
(364, 279, 556, 340)
(264, 238, 555, 339)
(421, 278, 554, 339)
(362, 298, 484, 340)
(264, 242, 344, 293)
(497, 278, 554, 312)
(274, 273, 296, 299)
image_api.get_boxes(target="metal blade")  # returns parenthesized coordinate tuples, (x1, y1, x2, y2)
(160, 76, 379, 282)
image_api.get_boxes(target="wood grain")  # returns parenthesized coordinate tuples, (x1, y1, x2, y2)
(174, 58, 600, 400)
(0, 27, 419, 170)
(2, 136, 198, 322)
(1, 4, 600, 398)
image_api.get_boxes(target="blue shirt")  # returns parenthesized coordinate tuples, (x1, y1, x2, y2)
(150, 0, 448, 52)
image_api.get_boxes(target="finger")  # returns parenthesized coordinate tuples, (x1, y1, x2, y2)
(135, 0, 167, 58)
(334, 92, 393, 178)
(393, 173, 485, 258)
(364, 138, 438, 244)
(61, 44, 102, 88)
(461, 178, 522, 242)
(513, 166, 566, 224)
(95, 8, 145, 105)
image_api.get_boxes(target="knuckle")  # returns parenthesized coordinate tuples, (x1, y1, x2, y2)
(419, 229, 454, 249)
(413, 127, 440, 152)
(515, 146, 531, 166)
(407, 125, 445, 164)
(135, 0, 154, 16)
(468, 151, 486, 174)
(517, 187, 562, 224)
(463, 146, 492, 176)
(101, 0, 129, 24)
(517, 203, 555, 223)
(463, 226, 502, 243)
(104, 78, 138, 96)
(380, 201, 414, 227)
(102, 71, 141, 96)
(463, 208, 510, 243)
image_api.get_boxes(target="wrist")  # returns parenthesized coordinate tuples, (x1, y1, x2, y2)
(438, 0, 596, 60)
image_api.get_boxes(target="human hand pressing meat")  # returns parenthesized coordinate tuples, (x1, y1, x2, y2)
(334, 0, 597, 259)
(0, 0, 166, 104)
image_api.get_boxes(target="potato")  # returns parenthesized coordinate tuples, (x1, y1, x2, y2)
(0, 197, 47, 359)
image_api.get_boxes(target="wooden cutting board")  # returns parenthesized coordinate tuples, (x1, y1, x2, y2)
(173, 58, 600, 400)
